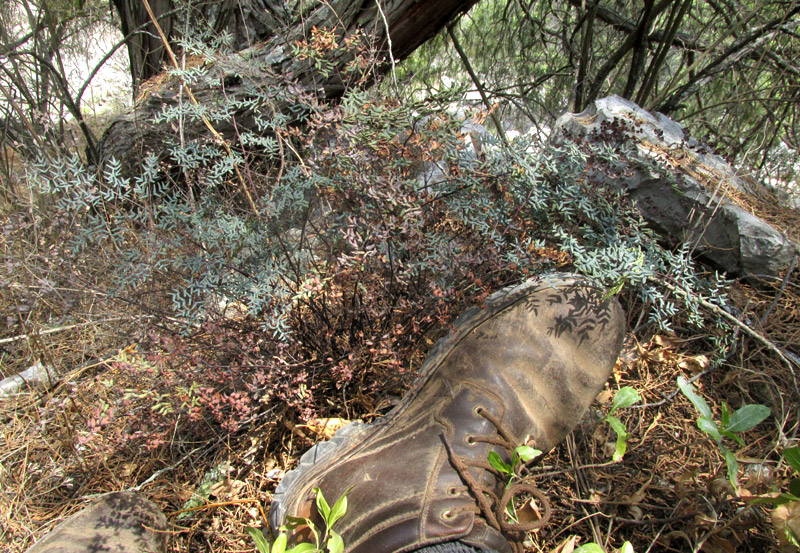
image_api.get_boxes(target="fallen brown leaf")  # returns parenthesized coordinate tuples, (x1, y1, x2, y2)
(772, 501, 800, 552)
(301, 417, 352, 440)
(547, 535, 577, 553)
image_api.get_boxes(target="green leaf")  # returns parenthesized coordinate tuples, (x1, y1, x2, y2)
(313, 487, 331, 521)
(724, 404, 770, 433)
(270, 532, 287, 553)
(245, 526, 272, 553)
(786, 527, 800, 548)
(488, 451, 513, 475)
(574, 544, 606, 553)
(327, 487, 353, 529)
(722, 446, 739, 488)
(677, 376, 712, 419)
(616, 542, 635, 553)
(605, 414, 629, 462)
(720, 401, 730, 428)
(784, 447, 800, 474)
(326, 530, 344, 553)
(743, 493, 800, 506)
(720, 428, 745, 446)
(284, 516, 309, 531)
(613, 437, 628, 462)
(606, 414, 627, 437)
(513, 446, 541, 464)
(611, 386, 641, 413)
(697, 416, 723, 443)
(790, 477, 800, 498)
(304, 519, 319, 548)
(286, 544, 315, 553)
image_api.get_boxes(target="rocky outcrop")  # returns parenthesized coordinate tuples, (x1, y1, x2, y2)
(552, 95, 798, 278)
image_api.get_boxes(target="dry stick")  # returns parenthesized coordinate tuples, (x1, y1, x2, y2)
(169, 497, 271, 526)
(0, 82, 46, 150)
(566, 434, 604, 546)
(661, 280, 800, 400)
(760, 254, 798, 326)
(375, 0, 399, 95)
(140, 0, 259, 216)
(120, 446, 204, 494)
(0, 317, 130, 345)
(446, 24, 508, 146)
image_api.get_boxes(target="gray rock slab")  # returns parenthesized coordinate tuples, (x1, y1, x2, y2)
(0, 362, 59, 397)
(552, 95, 798, 278)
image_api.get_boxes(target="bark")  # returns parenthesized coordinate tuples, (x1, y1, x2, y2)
(111, 0, 293, 94)
(582, 0, 672, 108)
(565, 0, 707, 52)
(572, 2, 597, 112)
(622, 0, 653, 99)
(112, 0, 175, 93)
(98, 0, 479, 175)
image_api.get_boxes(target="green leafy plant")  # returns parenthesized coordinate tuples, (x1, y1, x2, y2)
(605, 386, 642, 462)
(489, 445, 542, 483)
(677, 375, 770, 488)
(488, 445, 542, 520)
(248, 487, 352, 553)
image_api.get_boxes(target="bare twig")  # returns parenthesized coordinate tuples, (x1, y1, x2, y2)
(760, 254, 798, 326)
(662, 280, 800, 400)
(0, 318, 130, 345)
(446, 24, 507, 146)
(375, 0, 398, 95)
(128, 446, 202, 493)
(141, 0, 259, 216)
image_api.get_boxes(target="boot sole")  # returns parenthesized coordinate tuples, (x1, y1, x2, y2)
(269, 273, 592, 531)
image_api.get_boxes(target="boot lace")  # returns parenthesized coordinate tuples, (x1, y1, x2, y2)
(442, 407, 551, 553)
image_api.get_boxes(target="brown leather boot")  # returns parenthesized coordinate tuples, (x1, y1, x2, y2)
(270, 274, 625, 553)
(25, 492, 167, 553)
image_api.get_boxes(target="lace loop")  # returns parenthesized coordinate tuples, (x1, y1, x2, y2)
(498, 481, 552, 533)
(440, 409, 552, 553)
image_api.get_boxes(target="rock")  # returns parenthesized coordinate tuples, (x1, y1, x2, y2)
(552, 95, 798, 278)
(25, 492, 167, 553)
(0, 362, 58, 397)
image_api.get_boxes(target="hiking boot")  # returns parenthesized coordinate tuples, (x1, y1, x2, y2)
(270, 274, 625, 553)
(25, 492, 167, 553)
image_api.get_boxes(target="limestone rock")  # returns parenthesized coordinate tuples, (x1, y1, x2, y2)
(0, 362, 58, 397)
(552, 95, 798, 278)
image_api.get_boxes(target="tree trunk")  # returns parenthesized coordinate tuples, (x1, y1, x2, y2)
(111, 0, 176, 94)
(111, 0, 293, 95)
(99, 0, 478, 175)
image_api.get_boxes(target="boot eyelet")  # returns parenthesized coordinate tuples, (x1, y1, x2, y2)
(465, 436, 476, 445)
(474, 406, 485, 416)
(447, 486, 458, 496)
(442, 510, 454, 520)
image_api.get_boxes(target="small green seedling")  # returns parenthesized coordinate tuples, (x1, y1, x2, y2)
(488, 445, 542, 520)
(677, 375, 770, 488)
(574, 541, 635, 553)
(248, 487, 352, 553)
(605, 386, 641, 462)
(488, 445, 542, 483)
